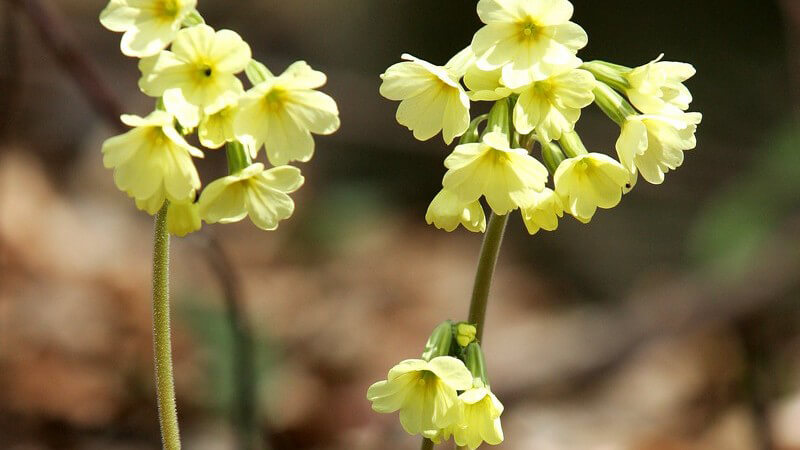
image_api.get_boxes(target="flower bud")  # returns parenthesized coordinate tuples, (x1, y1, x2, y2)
(421, 321, 454, 361)
(455, 322, 477, 348)
(592, 81, 638, 125)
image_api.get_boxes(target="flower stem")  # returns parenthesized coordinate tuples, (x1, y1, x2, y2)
(468, 213, 510, 341)
(152, 203, 182, 450)
(421, 438, 434, 450)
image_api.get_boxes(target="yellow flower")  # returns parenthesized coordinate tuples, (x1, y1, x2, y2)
(471, 0, 588, 89)
(139, 24, 251, 125)
(366, 356, 473, 436)
(380, 54, 470, 144)
(452, 381, 504, 450)
(626, 55, 696, 114)
(99, 0, 197, 57)
(442, 131, 549, 215)
(513, 68, 595, 142)
(199, 100, 238, 149)
(465, 64, 512, 102)
(198, 163, 303, 231)
(616, 112, 702, 184)
(102, 111, 203, 214)
(235, 61, 340, 166)
(554, 153, 630, 222)
(521, 188, 564, 234)
(426, 189, 487, 233)
(167, 201, 201, 236)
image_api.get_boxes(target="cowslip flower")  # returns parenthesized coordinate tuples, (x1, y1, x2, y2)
(442, 131, 549, 215)
(513, 68, 595, 141)
(521, 188, 564, 234)
(167, 201, 201, 236)
(554, 153, 630, 222)
(625, 55, 696, 115)
(453, 380, 505, 450)
(615, 112, 702, 184)
(198, 163, 304, 231)
(426, 189, 487, 233)
(471, 0, 588, 89)
(366, 356, 473, 436)
(235, 61, 340, 166)
(139, 24, 251, 125)
(199, 100, 238, 149)
(379, 54, 470, 144)
(102, 111, 202, 214)
(99, 0, 197, 57)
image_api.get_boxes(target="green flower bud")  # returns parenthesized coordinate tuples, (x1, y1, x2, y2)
(455, 322, 477, 348)
(465, 342, 489, 384)
(592, 81, 638, 126)
(421, 320, 454, 361)
(582, 60, 631, 93)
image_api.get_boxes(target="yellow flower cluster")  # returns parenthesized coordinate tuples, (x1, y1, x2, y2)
(380, 0, 702, 233)
(99, 1, 340, 235)
(367, 323, 503, 449)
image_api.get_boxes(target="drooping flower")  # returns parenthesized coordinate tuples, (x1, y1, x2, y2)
(615, 112, 702, 184)
(366, 356, 473, 436)
(235, 61, 341, 165)
(379, 54, 470, 144)
(442, 131, 549, 215)
(199, 100, 238, 149)
(99, 0, 197, 58)
(197, 163, 304, 231)
(426, 189, 487, 233)
(102, 111, 203, 214)
(554, 153, 630, 222)
(625, 55, 696, 115)
(521, 188, 564, 234)
(452, 380, 505, 450)
(139, 24, 251, 125)
(513, 68, 595, 141)
(167, 201, 201, 236)
(471, 0, 588, 89)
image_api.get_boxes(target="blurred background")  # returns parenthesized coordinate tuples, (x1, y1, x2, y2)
(1, 0, 799, 449)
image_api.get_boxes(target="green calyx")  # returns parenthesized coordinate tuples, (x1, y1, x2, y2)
(592, 81, 638, 126)
(558, 130, 589, 158)
(421, 321, 454, 361)
(582, 60, 631, 93)
(540, 139, 567, 175)
(459, 114, 488, 145)
(226, 141, 252, 175)
(465, 342, 489, 385)
(245, 60, 274, 86)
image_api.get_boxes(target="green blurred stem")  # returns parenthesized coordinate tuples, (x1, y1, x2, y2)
(421, 438, 434, 450)
(468, 213, 510, 341)
(152, 203, 182, 450)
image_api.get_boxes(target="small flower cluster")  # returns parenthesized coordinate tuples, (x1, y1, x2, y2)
(99, 0, 340, 235)
(367, 322, 504, 449)
(379, 0, 701, 234)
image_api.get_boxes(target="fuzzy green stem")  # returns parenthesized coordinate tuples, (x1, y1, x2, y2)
(153, 203, 181, 450)
(468, 213, 510, 341)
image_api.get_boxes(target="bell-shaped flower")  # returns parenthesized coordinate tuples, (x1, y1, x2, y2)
(521, 188, 564, 235)
(100, 0, 197, 57)
(554, 153, 630, 222)
(626, 55, 696, 114)
(452, 380, 505, 450)
(102, 111, 203, 214)
(235, 61, 340, 166)
(616, 111, 702, 184)
(199, 100, 238, 149)
(198, 163, 304, 231)
(442, 132, 549, 215)
(167, 201, 201, 237)
(366, 356, 473, 436)
(379, 54, 470, 144)
(426, 189, 487, 233)
(139, 24, 251, 125)
(513, 68, 595, 141)
(471, 0, 588, 89)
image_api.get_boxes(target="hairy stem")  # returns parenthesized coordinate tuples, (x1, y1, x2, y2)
(153, 204, 181, 450)
(468, 213, 510, 341)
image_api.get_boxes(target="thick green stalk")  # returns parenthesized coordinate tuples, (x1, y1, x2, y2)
(468, 213, 510, 341)
(152, 203, 181, 450)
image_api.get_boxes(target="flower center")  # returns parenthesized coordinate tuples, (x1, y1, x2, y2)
(156, 0, 180, 18)
(264, 87, 288, 111)
(200, 64, 213, 78)
(520, 21, 538, 39)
